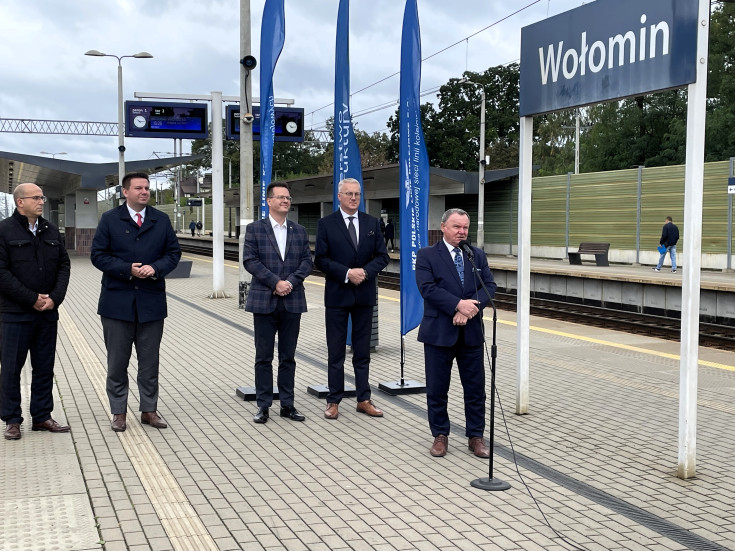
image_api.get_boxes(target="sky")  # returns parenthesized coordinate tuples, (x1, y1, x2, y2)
(0, 0, 587, 168)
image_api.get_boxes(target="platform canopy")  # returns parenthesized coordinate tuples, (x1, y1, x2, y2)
(0, 150, 203, 200)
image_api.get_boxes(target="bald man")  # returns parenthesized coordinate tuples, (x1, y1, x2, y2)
(0, 183, 71, 440)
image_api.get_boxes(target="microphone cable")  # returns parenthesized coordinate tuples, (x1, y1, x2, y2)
(464, 242, 587, 551)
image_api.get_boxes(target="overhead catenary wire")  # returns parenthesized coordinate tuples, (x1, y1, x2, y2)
(305, 0, 542, 132)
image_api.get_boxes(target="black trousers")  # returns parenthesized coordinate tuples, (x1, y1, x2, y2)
(102, 316, 164, 414)
(0, 313, 58, 425)
(253, 299, 301, 408)
(325, 304, 373, 403)
(424, 339, 486, 438)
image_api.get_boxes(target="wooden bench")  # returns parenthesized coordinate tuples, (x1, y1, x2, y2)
(568, 242, 610, 266)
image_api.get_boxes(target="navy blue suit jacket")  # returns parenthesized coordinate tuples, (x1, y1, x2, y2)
(242, 217, 312, 314)
(91, 205, 181, 323)
(314, 210, 389, 308)
(415, 241, 496, 347)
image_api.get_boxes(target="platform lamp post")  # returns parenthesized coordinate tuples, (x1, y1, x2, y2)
(84, 50, 153, 186)
(461, 79, 486, 249)
(40, 151, 67, 159)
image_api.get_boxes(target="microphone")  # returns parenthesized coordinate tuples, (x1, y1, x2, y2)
(458, 239, 474, 260)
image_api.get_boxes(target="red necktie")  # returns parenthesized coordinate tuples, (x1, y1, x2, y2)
(135, 213, 142, 227)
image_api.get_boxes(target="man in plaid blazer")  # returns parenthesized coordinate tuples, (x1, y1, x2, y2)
(243, 183, 313, 424)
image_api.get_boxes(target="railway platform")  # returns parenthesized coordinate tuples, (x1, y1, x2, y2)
(4, 254, 735, 551)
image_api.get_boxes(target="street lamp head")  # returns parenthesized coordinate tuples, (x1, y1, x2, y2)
(133, 52, 153, 59)
(85, 49, 106, 57)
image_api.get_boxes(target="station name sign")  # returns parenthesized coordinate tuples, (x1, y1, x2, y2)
(225, 105, 304, 142)
(520, 0, 698, 117)
(125, 101, 209, 140)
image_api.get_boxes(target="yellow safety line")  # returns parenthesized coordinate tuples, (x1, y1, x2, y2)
(496, 318, 735, 372)
(58, 306, 219, 551)
(186, 253, 735, 372)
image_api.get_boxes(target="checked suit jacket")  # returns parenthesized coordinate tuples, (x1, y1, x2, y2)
(242, 217, 313, 314)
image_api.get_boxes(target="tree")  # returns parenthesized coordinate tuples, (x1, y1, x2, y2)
(581, 91, 688, 172)
(190, 124, 328, 184)
(533, 109, 577, 176)
(706, 2, 735, 161)
(388, 64, 522, 171)
(190, 120, 241, 184)
(319, 117, 394, 175)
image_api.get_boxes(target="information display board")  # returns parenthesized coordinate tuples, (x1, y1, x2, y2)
(125, 101, 209, 139)
(226, 105, 304, 142)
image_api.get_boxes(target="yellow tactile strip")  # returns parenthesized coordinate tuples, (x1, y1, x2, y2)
(59, 306, 218, 551)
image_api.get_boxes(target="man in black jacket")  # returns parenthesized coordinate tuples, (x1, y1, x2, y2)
(91, 172, 181, 433)
(653, 216, 680, 273)
(0, 183, 71, 440)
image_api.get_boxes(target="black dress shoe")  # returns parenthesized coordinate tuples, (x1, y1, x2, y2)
(253, 407, 269, 423)
(279, 405, 305, 422)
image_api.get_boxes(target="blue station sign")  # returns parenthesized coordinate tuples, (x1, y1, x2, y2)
(520, 0, 698, 117)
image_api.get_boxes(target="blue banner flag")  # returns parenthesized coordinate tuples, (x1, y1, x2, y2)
(259, 0, 285, 219)
(399, 0, 429, 335)
(333, 0, 364, 212)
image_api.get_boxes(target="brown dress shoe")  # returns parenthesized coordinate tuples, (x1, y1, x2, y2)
(111, 413, 127, 432)
(356, 399, 383, 417)
(31, 418, 70, 433)
(468, 437, 490, 458)
(430, 434, 448, 457)
(324, 403, 339, 420)
(141, 411, 167, 429)
(4, 423, 21, 440)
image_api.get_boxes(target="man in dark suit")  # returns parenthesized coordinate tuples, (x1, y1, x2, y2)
(0, 183, 71, 440)
(243, 183, 312, 424)
(415, 208, 497, 458)
(91, 172, 181, 433)
(315, 178, 390, 420)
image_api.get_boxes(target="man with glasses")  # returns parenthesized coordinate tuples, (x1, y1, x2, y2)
(0, 183, 71, 440)
(315, 178, 390, 420)
(243, 183, 312, 424)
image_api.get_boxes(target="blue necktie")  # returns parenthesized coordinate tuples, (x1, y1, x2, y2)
(453, 247, 464, 285)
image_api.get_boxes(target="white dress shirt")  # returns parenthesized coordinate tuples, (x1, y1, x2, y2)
(269, 215, 288, 260)
(126, 205, 146, 225)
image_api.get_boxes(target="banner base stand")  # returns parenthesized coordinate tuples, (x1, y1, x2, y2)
(306, 384, 356, 399)
(378, 380, 426, 395)
(236, 387, 280, 402)
(470, 477, 511, 491)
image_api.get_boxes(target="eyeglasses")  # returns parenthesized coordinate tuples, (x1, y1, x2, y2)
(340, 191, 361, 198)
(268, 194, 292, 202)
(21, 195, 47, 202)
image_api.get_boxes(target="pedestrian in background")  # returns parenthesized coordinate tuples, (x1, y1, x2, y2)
(189, 219, 196, 237)
(384, 218, 395, 253)
(653, 216, 680, 273)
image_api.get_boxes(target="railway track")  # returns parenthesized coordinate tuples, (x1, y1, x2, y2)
(180, 243, 735, 351)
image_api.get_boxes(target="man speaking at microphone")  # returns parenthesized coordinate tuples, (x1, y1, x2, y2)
(415, 208, 497, 458)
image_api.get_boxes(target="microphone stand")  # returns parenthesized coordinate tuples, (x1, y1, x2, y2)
(462, 243, 510, 492)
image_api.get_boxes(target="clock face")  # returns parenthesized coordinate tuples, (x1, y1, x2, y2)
(133, 115, 147, 129)
(286, 121, 297, 134)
